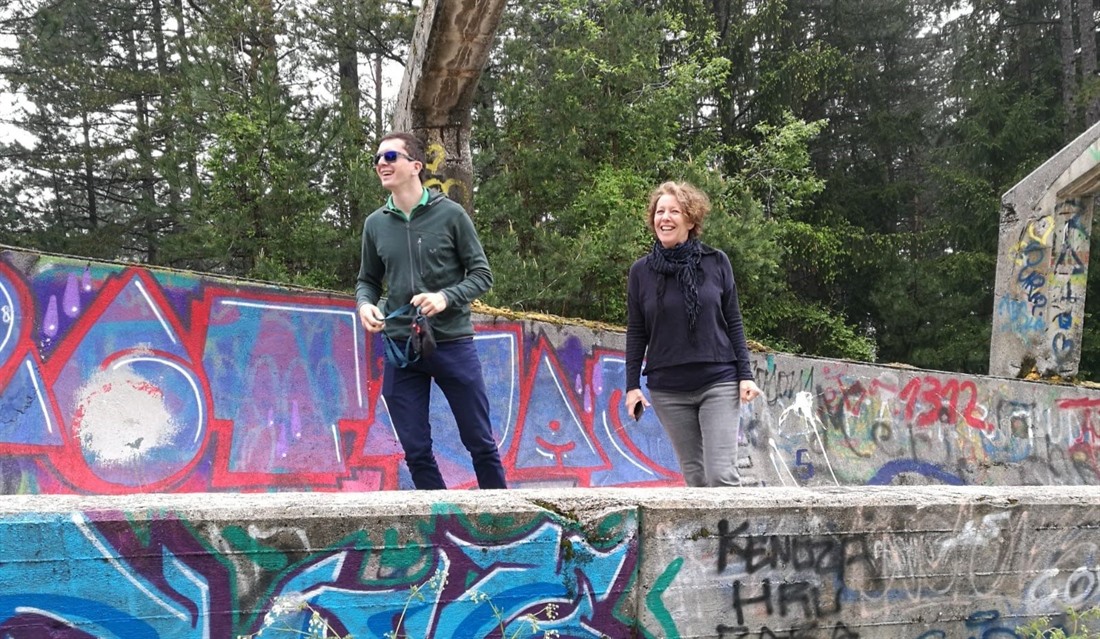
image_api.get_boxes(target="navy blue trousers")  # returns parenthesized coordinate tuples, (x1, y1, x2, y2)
(382, 337, 507, 490)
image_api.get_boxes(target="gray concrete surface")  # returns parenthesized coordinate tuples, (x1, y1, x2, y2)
(991, 119, 1100, 379)
(2, 487, 1098, 637)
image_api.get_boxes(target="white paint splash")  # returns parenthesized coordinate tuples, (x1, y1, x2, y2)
(940, 512, 1011, 551)
(777, 391, 839, 485)
(73, 366, 182, 465)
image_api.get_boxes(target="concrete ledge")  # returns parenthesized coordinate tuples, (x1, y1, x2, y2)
(2, 487, 1099, 638)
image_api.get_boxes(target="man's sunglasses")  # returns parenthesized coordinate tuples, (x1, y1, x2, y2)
(373, 150, 416, 165)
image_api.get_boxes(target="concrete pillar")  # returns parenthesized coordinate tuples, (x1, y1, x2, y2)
(392, 0, 507, 213)
(990, 121, 1100, 378)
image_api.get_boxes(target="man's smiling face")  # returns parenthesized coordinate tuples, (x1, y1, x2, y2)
(374, 139, 421, 191)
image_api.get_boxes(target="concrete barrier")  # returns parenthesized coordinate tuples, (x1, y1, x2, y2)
(5, 246, 1100, 637)
(2, 246, 1100, 494)
(2, 486, 1098, 638)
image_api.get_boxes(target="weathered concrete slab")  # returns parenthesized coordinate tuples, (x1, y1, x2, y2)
(1, 487, 1098, 637)
(638, 485, 1100, 638)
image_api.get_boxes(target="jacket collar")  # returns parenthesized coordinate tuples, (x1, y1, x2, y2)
(385, 187, 431, 218)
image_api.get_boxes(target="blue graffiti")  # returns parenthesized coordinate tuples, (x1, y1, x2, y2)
(266, 518, 634, 638)
(867, 459, 965, 486)
(0, 513, 209, 638)
(0, 508, 635, 638)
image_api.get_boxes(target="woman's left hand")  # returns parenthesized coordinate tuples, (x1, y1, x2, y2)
(739, 380, 762, 404)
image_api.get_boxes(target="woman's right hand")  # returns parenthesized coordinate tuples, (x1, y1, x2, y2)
(624, 389, 649, 421)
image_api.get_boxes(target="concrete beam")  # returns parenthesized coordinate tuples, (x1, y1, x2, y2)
(392, 0, 506, 212)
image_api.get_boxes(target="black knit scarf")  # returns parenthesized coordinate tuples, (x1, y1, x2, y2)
(645, 237, 702, 331)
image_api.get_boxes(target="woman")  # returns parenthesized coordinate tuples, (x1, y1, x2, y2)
(624, 181, 762, 487)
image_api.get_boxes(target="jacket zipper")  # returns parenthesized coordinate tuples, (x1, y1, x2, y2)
(405, 219, 417, 295)
(417, 236, 424, 288)
(404, 197, 435, 302)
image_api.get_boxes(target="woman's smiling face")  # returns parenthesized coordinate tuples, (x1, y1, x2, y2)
(652, 193, 694, 248)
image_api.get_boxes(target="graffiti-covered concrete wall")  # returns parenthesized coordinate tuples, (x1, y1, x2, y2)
(3, 246, 1100, 494)
(2, 487, 1098, 638)
(744, 354, 1100, 486)
(990, 120, 1100, 379)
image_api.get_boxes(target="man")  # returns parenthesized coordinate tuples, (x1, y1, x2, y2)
(356, 131, 507, 490)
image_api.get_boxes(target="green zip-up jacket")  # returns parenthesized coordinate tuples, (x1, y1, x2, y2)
(355, 190, 493, 343)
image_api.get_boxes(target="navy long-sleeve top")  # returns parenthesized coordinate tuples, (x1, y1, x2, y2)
(625, 244, 755, 392)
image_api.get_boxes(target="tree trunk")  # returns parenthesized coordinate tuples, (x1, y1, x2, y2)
(81, 112, 98, 229)
(374, 51, 383, 141)
(127, 25, 158, 263)
(252, 0, 278, 82)
(1079, 0, 1100, 126)
(171, 0, 200, 206)
(151, 0, 181, 218)
(1060, 0, 1078, 138)
(336, 0, 362, 223)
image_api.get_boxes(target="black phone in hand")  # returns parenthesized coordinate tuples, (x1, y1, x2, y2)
(633, 402, 645, 421)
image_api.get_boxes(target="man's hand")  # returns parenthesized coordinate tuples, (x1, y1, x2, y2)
(740, 380, 762, 403)
(358, 303, 385, 333)
(411, 291, 448, 317)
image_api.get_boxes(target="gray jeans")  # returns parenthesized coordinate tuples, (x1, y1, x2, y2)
(649, 381, 741, 487)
